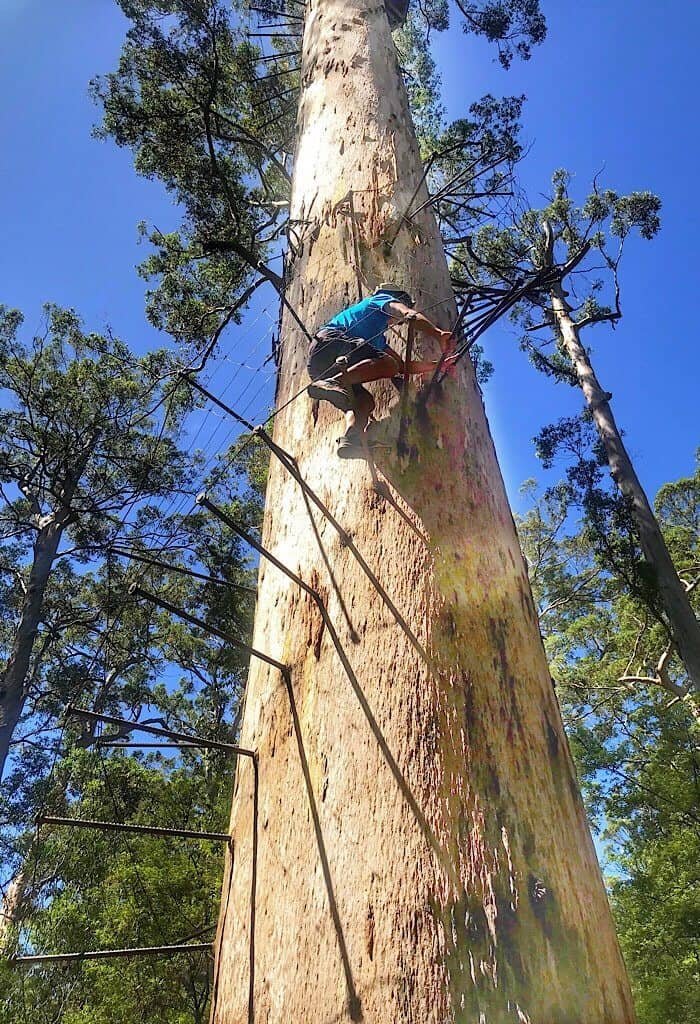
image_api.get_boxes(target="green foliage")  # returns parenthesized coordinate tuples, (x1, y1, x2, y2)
(426, 93, 524, 238)
(0, 303, 188, 552)
(516, 466, 700, 1024)
(91, 0, 291, 355)
(0, 337, 265, 1021)
(408, 0, 546, 69)
(0, 303, 196, 774)
(1, 746, 231, 1024)
(656, 458, 700, 566)
(394, 7, 446, 150)
(0, 293, 267, 1016)
(455, 1, 546, 67)
(91, 1, 546, 369)
(612, 800, 700, 1024)
(459, 173, 672, 642)
(459, 170, 661, 359)
(0, 297, 267, 741)
(533, 416, 657, 616)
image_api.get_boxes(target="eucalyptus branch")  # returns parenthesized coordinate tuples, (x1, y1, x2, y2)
(618, 642, 691, 699)
(539, 568, 603, 619)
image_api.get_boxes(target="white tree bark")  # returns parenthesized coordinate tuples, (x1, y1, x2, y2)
(211, 3, 635, 1021)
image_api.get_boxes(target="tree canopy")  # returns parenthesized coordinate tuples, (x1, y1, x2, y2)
(517, 461, 699, 1024)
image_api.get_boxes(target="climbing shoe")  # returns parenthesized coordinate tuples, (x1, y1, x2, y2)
(336, 430, 385, 460)
(308, 380, 355, 412)
(337, 436, 366, 460)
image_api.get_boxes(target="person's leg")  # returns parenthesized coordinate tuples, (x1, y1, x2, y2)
(336, 386, 380, 458)
(337, 388, 372, 439)
(335, 352, 400, 387)
(307, 333, 358, 412)
(312, 340, 399, 388)
(307, 329, 352, 380)
(347, 386, 374, 433)
(308, 338, 397, 414)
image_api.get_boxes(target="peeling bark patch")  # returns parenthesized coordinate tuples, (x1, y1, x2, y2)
(544, 711, 559, 761)
(487, 765, 501, 799)
(489, 616, 509, 682)
(488, 617, 522, 741)
(365, 903, 375, 960)
(495, 891, 524, 984)
(521, 827, 535, 861)
(568, 771, 581, 805)
(527, 874, 551, 937)
(543, 709, 566, 797)
(442, 890, 500, 1021)
(300, 578, 327, 660)
(312, 610, 325, 660)
(461, 670, 475, 737)
(516, 573, 536, 624)
(321, 752, 329, 801)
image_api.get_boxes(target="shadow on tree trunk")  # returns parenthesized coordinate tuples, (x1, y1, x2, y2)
(284, 672, 363, 1022)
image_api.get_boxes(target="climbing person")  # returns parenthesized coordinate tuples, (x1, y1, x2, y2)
(307, 284, 457, 459)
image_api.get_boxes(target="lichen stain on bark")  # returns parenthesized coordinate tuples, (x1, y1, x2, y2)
(439, 846, 591, 1022)
(368, 391, 621, 1021)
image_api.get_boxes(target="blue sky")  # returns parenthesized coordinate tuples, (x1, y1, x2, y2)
(0, 0, 697, 513)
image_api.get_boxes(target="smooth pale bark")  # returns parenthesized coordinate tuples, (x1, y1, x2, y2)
(0, 519, 63, 779)
(211, 3, 635, 1022)
(550, 281, 700, 695)
(0, 869, 26, 951)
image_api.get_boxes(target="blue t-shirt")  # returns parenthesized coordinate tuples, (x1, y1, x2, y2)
(323, 292, 399, 351)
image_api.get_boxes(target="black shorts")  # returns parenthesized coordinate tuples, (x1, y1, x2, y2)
(307, 327, 387, 382)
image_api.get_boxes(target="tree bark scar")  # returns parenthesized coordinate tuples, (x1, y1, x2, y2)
(488, 616, 523, 742)
(528, 874, 551, 936)
(311, 603, 325, 660)
(543, 709, 559, 762)
(365, 903, 375, 960)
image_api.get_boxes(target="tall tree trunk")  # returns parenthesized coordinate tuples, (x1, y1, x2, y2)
(0, 519, 63, 779)
(211, 3, 635, 1021)
(550, 281, 700, 694)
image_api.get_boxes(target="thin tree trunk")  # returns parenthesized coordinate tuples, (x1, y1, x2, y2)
(212, 3, 635, 1021)
(0, 519, 63, 779)
(0, 868, 26, 951)
(550, 281, 700, 694)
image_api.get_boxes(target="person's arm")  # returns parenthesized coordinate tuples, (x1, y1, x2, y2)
(385, 301, 454, 353)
